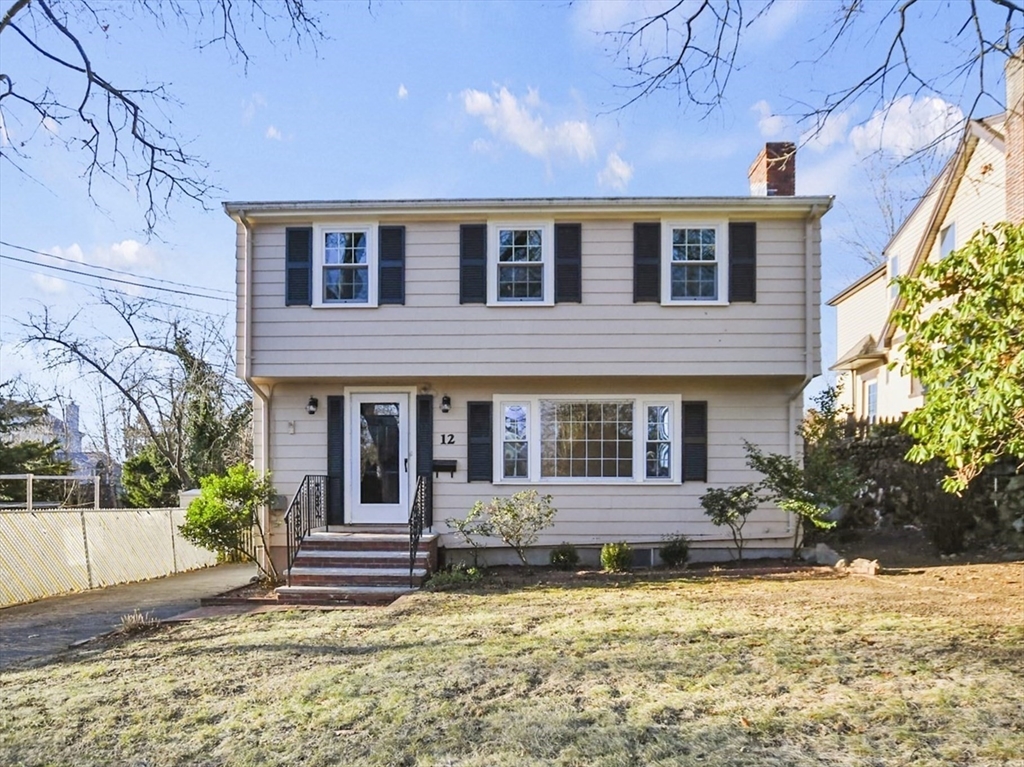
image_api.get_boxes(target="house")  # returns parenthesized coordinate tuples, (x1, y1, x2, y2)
(829, 50, 1023, 421)
(224, 142, 832, 597)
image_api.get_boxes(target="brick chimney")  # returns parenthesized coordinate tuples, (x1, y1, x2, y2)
(748, 142, 796, 196)
(1005, 47, 1023, 224)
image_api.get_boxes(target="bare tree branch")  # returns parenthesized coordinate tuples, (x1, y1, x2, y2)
(0, 0, 326, 235)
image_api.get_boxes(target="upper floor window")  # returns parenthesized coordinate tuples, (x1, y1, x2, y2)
(488, 223, 554, 305)
(314, 224, 378, 307)
(661, 222, 727, 304)
(940, 223, 956, 259)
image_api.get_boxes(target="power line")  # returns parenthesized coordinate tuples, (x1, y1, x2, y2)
(0, 262, 231, 318)
(0, 240, 234, 296)
(0, 253, 233, 302)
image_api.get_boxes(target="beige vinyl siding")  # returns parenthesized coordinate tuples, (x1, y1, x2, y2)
(932, 135, 1007, 261)
(834, 271, 886, 356)
(260, 377, 800, 552)
(241, 216, 818, 380)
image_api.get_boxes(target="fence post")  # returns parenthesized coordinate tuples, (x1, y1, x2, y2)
(93, 476, 100, 509)
(79, 509, 95, 588)
(26, 474, 33, 512)
(168, 509, 179, 573)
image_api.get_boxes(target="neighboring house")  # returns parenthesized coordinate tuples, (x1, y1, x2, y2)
(224, 142, 832, 578)
(830, 50, 1023, 422)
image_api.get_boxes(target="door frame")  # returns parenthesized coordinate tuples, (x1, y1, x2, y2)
(344, 386, 418, 525)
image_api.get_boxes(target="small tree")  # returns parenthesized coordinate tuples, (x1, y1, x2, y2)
(700, 484, 760, 561)
(744, 385, 861, 555)
(448, 490, 557, 569)
(179, 464, 277, 581)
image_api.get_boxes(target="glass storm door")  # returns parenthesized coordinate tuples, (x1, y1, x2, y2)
(350, 393, 409, 524)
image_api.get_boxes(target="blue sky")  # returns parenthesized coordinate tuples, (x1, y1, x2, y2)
(0, 0, 1015, 438)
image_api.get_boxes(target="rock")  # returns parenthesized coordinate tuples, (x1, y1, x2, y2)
(848, 558, 880, 576)
(834, 558, 847, 571)
(814, 542, 842, 567)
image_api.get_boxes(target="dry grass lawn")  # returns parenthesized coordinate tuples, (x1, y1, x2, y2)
(1, 562, 1022, 767)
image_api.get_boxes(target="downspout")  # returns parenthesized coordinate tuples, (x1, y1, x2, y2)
(785, 204, 821, 536)
(238, 211, 273, 570)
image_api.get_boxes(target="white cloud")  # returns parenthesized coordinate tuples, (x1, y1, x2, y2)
(50, 239, 158, 271)
(748, 0, 809, 43)
(801, 110, 852, 152)
(752, 100, 789, 138)
(42, 117, 60, 136)
(397, 84, 409, 100)
(598, 152, 634, 190)
(850, 96, 964, 159)
(461, 86, 596, 162)
(31, 274, 67, 294)
(242, 93, 267, 123)
(266, 125, 283, 141)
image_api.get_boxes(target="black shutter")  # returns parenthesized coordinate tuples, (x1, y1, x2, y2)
(460, 224, 487, 304)
(467, 401, 493, 482)
(285, 227, 313, 306)
(681, 401, 708, 483)
(633, 222, 661, 302)
(327, 395, 345, 525)
(416, 394, 434, 527)
(554, 223, 582, 303)
(729, 222, 757, 303)
(379, 225, 406, 305)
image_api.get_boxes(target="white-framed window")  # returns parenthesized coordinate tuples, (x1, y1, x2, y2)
(662, 222, 727, 304)
(888, 254, 899, 301)
(495, 396, 679, 483)
(866, 381, 878, 422)
(940, 223, 956, 259)
(313, 223, 378, 307)
(487, 222, 554, 305)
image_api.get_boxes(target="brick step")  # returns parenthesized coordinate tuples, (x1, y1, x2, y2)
(288, 566, 429, 587)
(299, 533, 439, 553)
(275, 584, 416, 606)
(295, 551, 432, 568)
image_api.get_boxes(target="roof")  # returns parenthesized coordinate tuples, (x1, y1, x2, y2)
(826, 263, 885, 306)
(222, 196, 835, 220)
(831, 334, 886, 371)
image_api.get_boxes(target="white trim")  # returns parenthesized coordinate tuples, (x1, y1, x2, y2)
(660, 220, 729, 306)
(492, 394, 680, 485)
(486, 221, 555, 306)
(312, 222, 379, 308)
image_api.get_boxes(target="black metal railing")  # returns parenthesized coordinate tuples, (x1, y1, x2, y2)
(409, 475, 426, 586)
(284, 474, 329, 586)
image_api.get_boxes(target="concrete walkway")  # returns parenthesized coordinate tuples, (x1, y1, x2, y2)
(0, 563, 256, 669)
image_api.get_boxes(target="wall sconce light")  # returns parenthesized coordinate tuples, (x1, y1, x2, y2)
(440, 395, 451, 413)
(306, 396, 319, 415)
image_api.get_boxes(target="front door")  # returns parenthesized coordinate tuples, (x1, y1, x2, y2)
(350, 393, 409, 524)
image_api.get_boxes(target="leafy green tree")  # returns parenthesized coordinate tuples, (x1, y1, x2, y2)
(120, 444, 180, 508)
(0, 383, 72, 504)
(178, 464, 277, 581)
(893, 222, 1024, 493)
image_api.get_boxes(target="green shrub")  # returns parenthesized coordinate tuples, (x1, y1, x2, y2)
(425, 563, 482, 591)
(659, 534, 690, 567)
(549, 542, 580, 570)
(601, 541, 633, 572)
(700, 484, 761, 561)
(450, 490, 557, 569)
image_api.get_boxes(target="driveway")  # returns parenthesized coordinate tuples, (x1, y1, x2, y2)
(0, 563, 256, 669)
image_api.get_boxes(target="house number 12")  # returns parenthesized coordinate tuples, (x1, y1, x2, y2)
(440, 434, 455, 445)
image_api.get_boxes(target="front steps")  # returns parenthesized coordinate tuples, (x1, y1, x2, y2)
(276, 529, 439, 605)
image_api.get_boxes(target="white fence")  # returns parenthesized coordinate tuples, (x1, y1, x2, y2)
(0, 507, 218, 607)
